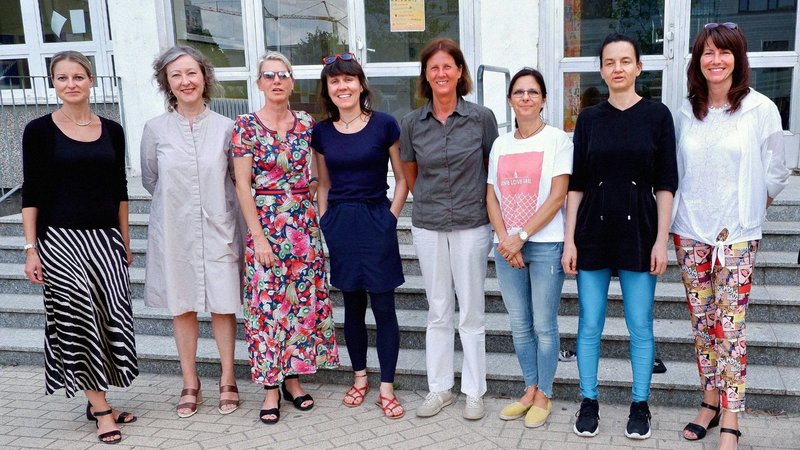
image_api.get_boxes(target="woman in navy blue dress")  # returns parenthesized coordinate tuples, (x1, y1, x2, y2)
(312, 53, 409, 419)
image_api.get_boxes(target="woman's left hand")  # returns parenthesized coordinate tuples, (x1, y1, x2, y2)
(650, 240, 668, 275)
(498, 234, 524, 259)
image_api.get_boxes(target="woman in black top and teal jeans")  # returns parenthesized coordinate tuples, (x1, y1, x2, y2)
(21, 51, 136, 445)
(562, 34, 678, 440)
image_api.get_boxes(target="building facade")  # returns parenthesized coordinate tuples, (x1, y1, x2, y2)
(1, 0, 798, 181)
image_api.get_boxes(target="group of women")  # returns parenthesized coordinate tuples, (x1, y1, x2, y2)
(21, 23, 788, 450)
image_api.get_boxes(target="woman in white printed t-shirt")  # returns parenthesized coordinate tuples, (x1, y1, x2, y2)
(486, 67, 573, 429)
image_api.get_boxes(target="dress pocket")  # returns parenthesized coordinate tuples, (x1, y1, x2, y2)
(204, 210, 242, 262)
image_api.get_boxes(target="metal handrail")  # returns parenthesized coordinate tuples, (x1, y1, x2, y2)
(476, 65, 512, 132)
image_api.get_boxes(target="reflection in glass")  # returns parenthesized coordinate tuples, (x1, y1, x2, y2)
(369, 77, 425, 120)
(564, 0, 665, 57)
(752, 67, 792, 130)
(689, 0, 796, 51)
(0, 59, 32, 89)
(1, 2, 26, 44)
(172, 0, 245, 68)
(210, 80, 249, 119)
(365, 0, 459, 63)
(562, 70, 662, 132)
(39, 0, 93, 42)
(290, 78, 323, 121)
(262, 0, 348, 66)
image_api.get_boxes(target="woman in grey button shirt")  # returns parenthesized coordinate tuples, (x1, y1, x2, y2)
(400, 37, 499, 420)
(141, 45, 243, 418)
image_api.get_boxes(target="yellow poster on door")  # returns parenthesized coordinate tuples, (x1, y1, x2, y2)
(390, 0, 425, 32)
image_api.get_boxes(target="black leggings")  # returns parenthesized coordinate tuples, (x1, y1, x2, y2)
(343, 289, 399, 383)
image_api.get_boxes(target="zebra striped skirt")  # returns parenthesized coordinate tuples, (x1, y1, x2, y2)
(38, 227, 138, 397)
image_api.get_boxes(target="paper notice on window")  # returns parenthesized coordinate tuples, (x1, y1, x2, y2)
(51, 11, 67, 37)
(390, 0, 425, 32)
(70, 9, 86, 34)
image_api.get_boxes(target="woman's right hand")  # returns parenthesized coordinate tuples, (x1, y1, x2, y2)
(561, 242, 578, 275)
(253, 235, 277, 267)
(24, 251, 44, 284)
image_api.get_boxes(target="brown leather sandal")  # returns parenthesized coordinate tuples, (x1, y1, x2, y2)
(217, 384, 240, 415)
(176, 377, 203, 418)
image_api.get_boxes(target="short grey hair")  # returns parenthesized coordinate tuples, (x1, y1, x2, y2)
(255, 51, 294, 79)
(152, 45, 217, 111)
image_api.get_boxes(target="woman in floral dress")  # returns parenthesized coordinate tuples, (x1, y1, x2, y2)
(232, 51, 339, 425)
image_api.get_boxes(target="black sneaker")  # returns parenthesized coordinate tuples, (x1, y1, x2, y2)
(573, 398, 599, 437)
(653, 358, 667, 374)
(559, 349, 577, 362)
(625, 401, 652, 439)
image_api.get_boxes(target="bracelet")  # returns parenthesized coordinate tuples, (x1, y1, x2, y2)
(308, 177, 319, 184)
(23, 243, 37, 252)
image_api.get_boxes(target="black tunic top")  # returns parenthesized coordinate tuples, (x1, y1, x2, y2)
(569, 99, 678, 272)
(21, 114, 128, 237)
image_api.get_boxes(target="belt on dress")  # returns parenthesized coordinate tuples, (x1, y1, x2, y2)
(255, 187, 310, 196)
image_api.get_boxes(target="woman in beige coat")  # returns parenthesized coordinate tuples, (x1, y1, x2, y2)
(141, 45, 243, 418)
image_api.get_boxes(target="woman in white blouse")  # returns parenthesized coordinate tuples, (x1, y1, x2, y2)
(672, 24, 789, 450)
(141, 45, 243, 418)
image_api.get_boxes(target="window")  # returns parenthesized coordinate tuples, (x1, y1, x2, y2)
(172, 0, 246, 68)
(38, 0, 93, 43)
(0, 2, 25, 45)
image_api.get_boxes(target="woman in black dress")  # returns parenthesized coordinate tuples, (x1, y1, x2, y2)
(22, 51, 137, 445)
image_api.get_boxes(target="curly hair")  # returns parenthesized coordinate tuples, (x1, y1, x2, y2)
(152, 45, 217, 111)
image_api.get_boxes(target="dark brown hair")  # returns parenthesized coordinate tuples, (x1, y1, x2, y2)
(416, 38, 473, 101)
(319, 58, 373, 121)
(687, 25, 750, 120)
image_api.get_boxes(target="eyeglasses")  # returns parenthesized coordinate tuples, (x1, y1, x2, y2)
(511, 89, 541, 99)
(261, 70, 292, 80)
(322, 52, 356, 65)
(704, 22, 738, 30)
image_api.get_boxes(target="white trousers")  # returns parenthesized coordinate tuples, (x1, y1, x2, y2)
(411, 224, 492, 398)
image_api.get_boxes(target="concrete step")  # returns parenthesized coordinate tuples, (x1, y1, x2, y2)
(1, 263, 797, 323)
(395, 244, 800, 285)
(3, 293, 797, 367)
(1, 326, 797, 412)
(0, 236, 149, 267)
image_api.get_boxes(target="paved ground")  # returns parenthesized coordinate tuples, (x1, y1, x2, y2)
(0, 365, 798, 449)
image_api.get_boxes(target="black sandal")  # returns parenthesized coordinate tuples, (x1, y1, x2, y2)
(720, 427, 742, 445)
(91, 408, 122, 445)
(85, 402, 137, 424)
(260, 385, 281, 425)
(281, 374, 314, 411)
(683, 401, 721, 441)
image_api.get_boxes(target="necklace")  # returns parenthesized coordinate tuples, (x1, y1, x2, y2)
(60, 108, 92, 126)
(339, 113, 363, 129)
(517, 121, 545, 139)
(708, 102, 730, 111)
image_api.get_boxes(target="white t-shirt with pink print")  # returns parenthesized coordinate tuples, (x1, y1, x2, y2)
(487, 125, 573, 243)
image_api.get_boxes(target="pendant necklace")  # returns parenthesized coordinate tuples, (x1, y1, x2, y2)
(517, 121, 545, 139)
(708, 102, 730, 111)
(60, 108, 92, 126)
(340, 113, 363, 129)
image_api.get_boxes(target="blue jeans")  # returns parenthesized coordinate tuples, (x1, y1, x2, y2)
(494, 242, 564, 397)
(576, 269, 656, 402)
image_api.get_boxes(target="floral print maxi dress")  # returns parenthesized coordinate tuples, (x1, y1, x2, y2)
(231, 110, 339, 385)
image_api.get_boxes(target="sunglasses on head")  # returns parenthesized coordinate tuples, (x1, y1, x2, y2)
(322, 52, 356, 65)
(704, 22, 738, 30)
(261, 70, 292, 80)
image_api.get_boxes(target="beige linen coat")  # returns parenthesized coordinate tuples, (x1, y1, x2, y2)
(141, 108, 243, 315)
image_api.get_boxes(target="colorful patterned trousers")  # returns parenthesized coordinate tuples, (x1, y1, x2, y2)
(673, 235, 758, 413)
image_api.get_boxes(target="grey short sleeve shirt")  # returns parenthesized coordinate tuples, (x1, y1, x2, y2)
(400, 97, 499, 231)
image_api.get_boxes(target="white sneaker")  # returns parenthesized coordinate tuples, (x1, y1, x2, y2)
(463, 395, 485, 420)
(416, 391, 454, 417)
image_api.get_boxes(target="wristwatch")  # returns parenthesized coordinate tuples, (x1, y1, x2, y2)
(518, 230, 529, 241)
(23, 243, 37, 252)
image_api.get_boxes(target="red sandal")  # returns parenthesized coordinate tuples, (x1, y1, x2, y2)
(376, 394, 405, 419)
(343, 383, 370, 407)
